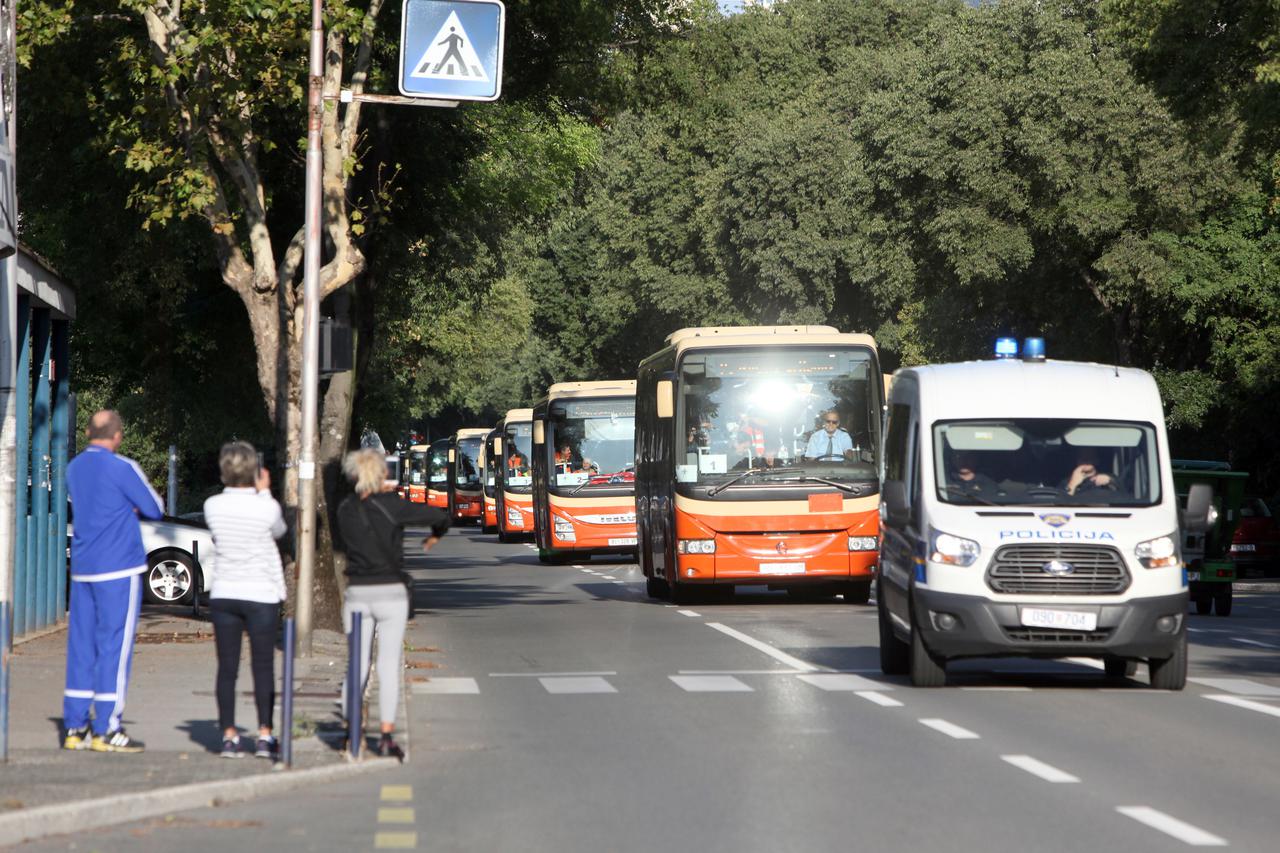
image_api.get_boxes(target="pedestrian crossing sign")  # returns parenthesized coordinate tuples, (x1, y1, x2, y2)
(400, 0, 505, 102)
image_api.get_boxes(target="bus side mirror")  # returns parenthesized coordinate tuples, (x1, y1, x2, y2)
(533, 421, 545, 444)
(448, 449, 456, 463)
(882, 480, 909, 528)
(1181, 483, 1215, 534)
(494, 437, 503, 455)
(656, 380, 674, 419)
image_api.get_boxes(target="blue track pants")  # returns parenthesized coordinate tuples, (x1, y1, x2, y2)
(63, 572, 142, 735)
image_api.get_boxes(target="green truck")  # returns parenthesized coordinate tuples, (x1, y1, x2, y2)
(1172, 460, 1249, 616)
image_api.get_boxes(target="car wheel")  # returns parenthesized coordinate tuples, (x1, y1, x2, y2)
(1148, 632, 1188, 690)
(1194, 593, 1212, 615)
(878, 589, 909, 676)
(145, 550, 197, 605)
(909, 612, 947, 687)
(1213, 585, 1233, 617)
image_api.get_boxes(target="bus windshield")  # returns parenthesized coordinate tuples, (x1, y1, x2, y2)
(427, 443, 448, 486)
(504, 422, 534, 492)
(408, 451, 427, 486)
(547, 398, 635, 494)
(676, 347, 880, 487)
(933, 420, 1161, 507)
(456, 437, 483, 488)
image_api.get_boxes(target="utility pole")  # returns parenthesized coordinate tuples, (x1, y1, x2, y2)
(0, 0, 18, 762)
(295, 0, 325, 657)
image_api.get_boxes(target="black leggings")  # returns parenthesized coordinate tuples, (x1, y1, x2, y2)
(210, 598, 279, 732)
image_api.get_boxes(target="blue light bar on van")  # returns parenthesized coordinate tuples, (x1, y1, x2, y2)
(1022, 337, 1046, 361)
(994, 337, 1019, 359)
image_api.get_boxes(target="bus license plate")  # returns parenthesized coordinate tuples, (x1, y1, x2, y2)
(609, 537, 638, 547)
(457, 502, 471, 509)
(1020, 608, 1097, 632)
(761, 562, 805, 575)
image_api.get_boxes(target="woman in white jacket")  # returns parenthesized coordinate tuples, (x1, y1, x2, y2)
(203, 441, 287, 759)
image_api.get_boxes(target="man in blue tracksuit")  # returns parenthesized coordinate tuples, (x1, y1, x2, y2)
(62, 410, 164, 752)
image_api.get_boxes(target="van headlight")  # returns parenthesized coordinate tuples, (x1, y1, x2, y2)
(847, 536, 877, 552)
(930, 528, 980, 567)
(553, 517, 576, 542)
(1136, 533, 1179, 569)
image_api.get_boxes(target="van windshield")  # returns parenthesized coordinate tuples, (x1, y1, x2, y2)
(933, 420, 1161, 507)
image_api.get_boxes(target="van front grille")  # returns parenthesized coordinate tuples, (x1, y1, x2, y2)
(987, 544, 1130, 595)
(1003, 628, 1114, 644)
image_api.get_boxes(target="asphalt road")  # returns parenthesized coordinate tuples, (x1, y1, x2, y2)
(22, 528, 1280, 852)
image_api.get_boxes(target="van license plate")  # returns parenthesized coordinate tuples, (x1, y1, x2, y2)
(1186, 571, 1200, 581)
(761, 562, 806, 575)
(1020, 608, 1097, 632)
(609, 537, 638, 546)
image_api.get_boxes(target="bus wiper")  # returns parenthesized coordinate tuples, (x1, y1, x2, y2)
(798, 476, 862, 495)
(939, 484, 1000, 507)
(707, 466, 803, 497)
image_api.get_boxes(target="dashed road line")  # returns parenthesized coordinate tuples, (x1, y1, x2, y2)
(678, 669, 804, 675)
(1189, 677, 1280, 696)
(670, 675, 754, 693)
(490, 671, 618, 677)
(1231, 637, 1279, 649)
(677, 609, 701, 618)
(377, 785, 417, 850)
(375, 833, 419, 849)
(705, 622, 822, 673)
(378, 808, 416, 824)
(1000, 755, 1080, 783)
(381, 785, 413, 802)
(1116, 806, 1227, 846)
(918, 718, 980, 740)
(540, 676, 618, 694)
(1204, 693, 1280, 719)
(411, 677, 479, 695)
(962, 686, 1032, 692)
(797, 673, 888, 692)
(856, 691, 903, 708)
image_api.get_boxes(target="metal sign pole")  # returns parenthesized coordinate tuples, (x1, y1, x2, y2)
(295, 0, 325, 657)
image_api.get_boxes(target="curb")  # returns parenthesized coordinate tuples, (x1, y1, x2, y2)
(1234, 582, 1280, 592)
(0, 757, 398, 848)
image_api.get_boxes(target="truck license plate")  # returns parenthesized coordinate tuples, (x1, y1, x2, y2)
(1020, 607, 1097, 632)
(760, 561, 806, 575)
(608, 537, 638, 546)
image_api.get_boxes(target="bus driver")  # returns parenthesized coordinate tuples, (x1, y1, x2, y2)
(804, 410, 854, 462)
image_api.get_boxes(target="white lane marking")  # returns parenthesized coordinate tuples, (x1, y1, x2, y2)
(678, 669, 804, 675)
(540, 676, 617, 694)
(705, 622, 821, 673)
(490, 671, 617, 678)
(602, 575, 617, 580)
(1204, 694, 1280, 719)
(962, 686, 1032, 692)
(1116, 806, 1228, 846)
(670, 675, 754, 693)
(919, 718, 980, 740)
(612, 581, 625, 585)
(797, 673, 890, 692)
(1001, 754, 1080, 783)
(856, 691, 903, 708)
(411, 678, 479, 695)
(677, 610, 701, 618)
(572, 564, 585, 569)
(580, 569, 593, 574)
(1232, 637, 1279, 649)
(1063, 657, 1106, 670)
(1189, 677, 1280, 696)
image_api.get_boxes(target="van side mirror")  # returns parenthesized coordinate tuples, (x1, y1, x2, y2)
(882, 480, 910, 528)
(656, 380, 674, 419)
(1181, 482, 1216, 534)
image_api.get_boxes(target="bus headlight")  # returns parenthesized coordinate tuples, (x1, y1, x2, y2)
(1136, 534, 1178, 568)
(554, 517, 576, 542)
(848, 536, 877, 552)
(930, 528, 980, 567)
(677, 539, 716, 554)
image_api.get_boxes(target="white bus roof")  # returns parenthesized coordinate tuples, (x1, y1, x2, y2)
(663, 325, 877, 355)
(503, 407, 534, 423)
(455, 427, 491, 440)
(546, 380, 636, 400)
(902, 360, 1164, 422)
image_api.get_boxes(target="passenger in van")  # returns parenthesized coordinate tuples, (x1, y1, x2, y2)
(1064, 448, 1116, 496)
(803, 410, 855, 462)
(949, 451, 1000, 497)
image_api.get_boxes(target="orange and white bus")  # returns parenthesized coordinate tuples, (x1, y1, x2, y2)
(494, 408, 534, 542)
(482, 427, 501, 533)
(635, 326, 884, 603)
(449, 428, 490, 524)
(532, 382, 637, 563)
(404, 444, 429, 503)
(422, 438, 449, 508)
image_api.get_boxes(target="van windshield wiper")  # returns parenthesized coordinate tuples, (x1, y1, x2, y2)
(707, 466, 803, 497)
(939, 484, 1001, 506)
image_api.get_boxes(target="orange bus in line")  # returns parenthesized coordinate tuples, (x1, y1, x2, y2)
(532, 382, 637, 563)
(482, 427, 501, 533)
(635, 326, 884, 604)
(425, 438, 449, 508)
(449, 428, 490, 524)
(494, 408, 534, 543)
(404, 443, 430, 503)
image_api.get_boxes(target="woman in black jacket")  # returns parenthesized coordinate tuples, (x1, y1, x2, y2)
(338, 448, 450, 757)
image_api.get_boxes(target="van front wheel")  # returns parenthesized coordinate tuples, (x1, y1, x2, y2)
(909, 616, 947, 687)
(878, 592, 908, 675)
(1148, 633, 1188, 691)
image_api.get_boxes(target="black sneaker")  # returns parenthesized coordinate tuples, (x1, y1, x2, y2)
(376, 733, 403, 760)
(91, 728, 145, 753)
(254, 735, 278, 759)
(220, 735, 245, 758)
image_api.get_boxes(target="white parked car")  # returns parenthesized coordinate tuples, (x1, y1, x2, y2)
(140, 516, 217, 605)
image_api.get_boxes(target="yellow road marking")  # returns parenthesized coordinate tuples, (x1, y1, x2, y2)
(380, 784, 413, 802)
(378, 807, 415, 824)
(375, 831, 418, 849)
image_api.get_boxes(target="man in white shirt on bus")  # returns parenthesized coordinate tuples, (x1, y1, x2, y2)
(804, 410, 855, 462)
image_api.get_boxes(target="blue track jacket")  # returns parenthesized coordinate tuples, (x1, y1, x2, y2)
(67, 445, 164, 578)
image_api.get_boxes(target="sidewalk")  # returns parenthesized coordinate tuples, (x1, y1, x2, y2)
(2, 605, 357, 815)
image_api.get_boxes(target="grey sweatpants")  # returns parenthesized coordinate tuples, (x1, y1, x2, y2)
(342, 583, 408, 726)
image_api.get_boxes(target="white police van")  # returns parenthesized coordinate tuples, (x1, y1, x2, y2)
(877, 338, 1214, 689)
